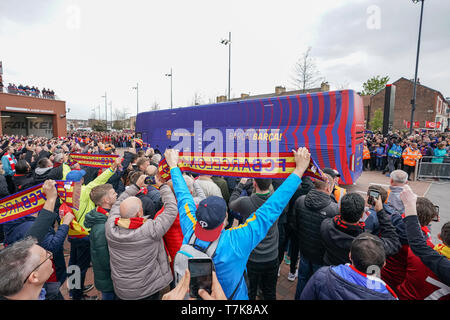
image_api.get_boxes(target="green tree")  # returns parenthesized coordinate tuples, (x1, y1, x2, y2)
(370, 109, 383, 131)
(361, 75, 390, 95)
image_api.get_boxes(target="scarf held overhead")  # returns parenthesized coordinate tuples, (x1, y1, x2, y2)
(69, 153, 119, 168)
(158, 151, 326, 181)
(0, 180, 80, 224)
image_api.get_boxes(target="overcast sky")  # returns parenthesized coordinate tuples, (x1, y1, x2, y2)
(1, 0, 449, 120)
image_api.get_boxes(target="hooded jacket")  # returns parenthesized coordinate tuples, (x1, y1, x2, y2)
(31, 165, 66, 186)
(295, 189, 338, 265)
(229, 189, 278, 263)
(105, 184, 178, 300)
(84, 207, 114, 293)
(321, 209, 401, 266)
(300, 265, 397, 300)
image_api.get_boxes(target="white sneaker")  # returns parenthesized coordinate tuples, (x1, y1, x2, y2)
(287, 271, 297, 282)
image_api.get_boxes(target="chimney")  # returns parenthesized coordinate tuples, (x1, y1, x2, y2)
(275, 86, 286, 95)
(216, 95, 227, 103)
(320, 82, 330, 92)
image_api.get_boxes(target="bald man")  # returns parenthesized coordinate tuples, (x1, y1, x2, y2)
(105, 174, 178, 300)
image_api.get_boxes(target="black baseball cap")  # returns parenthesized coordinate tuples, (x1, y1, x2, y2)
(322, 167, 341, 178)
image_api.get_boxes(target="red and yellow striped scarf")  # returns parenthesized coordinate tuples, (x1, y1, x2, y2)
(434, 243, 450, 259)
(114, 217, 147, 229)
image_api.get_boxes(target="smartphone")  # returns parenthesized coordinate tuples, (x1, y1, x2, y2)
(188, 258, 213, 299)
(368, 190, 380, 206)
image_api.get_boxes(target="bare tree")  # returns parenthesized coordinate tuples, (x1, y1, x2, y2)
(151, 101, 160, 111)
(291, 46, 323, 91)
(191, 92, 204, 106)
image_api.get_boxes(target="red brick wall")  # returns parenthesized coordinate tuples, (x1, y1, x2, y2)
(368, 78, 437, 130)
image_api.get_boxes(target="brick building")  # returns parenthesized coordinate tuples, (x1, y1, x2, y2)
(366, 77, 449, 131)
(0, 92, 67, 137)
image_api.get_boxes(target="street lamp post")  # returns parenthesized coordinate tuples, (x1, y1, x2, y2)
(109, 101, 112, 130)
(132, 83, 139, 115)
(409, 0, 425, 135)
(101, 92, 107, 130)
(220, 32, 231, 101)
(165, 68, 173, 109)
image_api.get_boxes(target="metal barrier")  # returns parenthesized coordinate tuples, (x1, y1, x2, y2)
(416, 156, 450, 180)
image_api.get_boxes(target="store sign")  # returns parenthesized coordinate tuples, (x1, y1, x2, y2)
(5, 106, 54, 114)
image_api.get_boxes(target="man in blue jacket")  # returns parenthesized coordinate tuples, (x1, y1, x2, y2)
(166, 147, 311, 300)
(300, 233, 398, 300)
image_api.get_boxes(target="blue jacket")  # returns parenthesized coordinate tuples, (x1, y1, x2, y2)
(3, 210, 69, 283)
(300, 265, 397, 300)
(171, 167, 302, 300)
(1, 154, 16, 176)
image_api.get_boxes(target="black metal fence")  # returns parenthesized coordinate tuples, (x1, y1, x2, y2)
(416, 156, 450, 180)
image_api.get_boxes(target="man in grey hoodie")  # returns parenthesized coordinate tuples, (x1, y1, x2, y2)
(229, 178, 278, 300)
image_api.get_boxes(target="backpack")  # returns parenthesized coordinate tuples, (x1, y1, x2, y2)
(173, 232, 219, 287)
(173, 232, 246, 300)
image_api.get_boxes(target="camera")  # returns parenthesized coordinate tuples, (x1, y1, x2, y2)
(368, 190, 380, 206)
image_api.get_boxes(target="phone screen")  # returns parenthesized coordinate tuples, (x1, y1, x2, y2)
(188, 258, 213, 299)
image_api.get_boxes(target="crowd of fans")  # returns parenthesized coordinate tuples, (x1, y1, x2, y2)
(363, 129, 449, 180)
(5, 83, 56, 99)
(0, 131, 448, 301)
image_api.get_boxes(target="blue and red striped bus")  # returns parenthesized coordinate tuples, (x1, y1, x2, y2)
(136, 89, 364, 185)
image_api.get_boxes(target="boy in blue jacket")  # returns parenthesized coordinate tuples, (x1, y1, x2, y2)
(166, 147, 311, 300)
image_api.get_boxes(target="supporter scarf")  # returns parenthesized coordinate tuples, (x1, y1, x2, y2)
(69, 153, 119, 168)
(0, 180, 79, 224)
(434, 244, 450, 259)
(114, 217, 147, 229)
(137, 187, 148, 195)
(97, 207, 109, 217)
(5, 153, 15, 172)
(157, 151, 326, 181)
(333, 215, 365, 237)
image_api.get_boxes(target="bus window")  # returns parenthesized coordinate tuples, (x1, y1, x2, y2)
(135, 132, 142, 139)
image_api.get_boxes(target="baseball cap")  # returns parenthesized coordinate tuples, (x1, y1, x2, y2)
(66, 169, 86, 182)
(195, 196, 227, 242)
(322, 167, 340, 178)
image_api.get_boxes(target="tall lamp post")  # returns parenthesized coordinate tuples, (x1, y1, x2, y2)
(165, 68, 173, 109)
(132, 83, 139, 115)
(409, 0, 425, 135)
(101, 92, 107, 130)
(220, 32, 231, 101)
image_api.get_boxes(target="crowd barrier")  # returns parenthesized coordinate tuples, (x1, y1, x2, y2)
(416, 156, 450, 180)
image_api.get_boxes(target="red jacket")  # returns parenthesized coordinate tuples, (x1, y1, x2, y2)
(396, 241, 450, 300)
(154, 206, 183, 273)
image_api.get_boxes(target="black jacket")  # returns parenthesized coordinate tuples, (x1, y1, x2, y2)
(12, 172, 34, 193)
(0, 174, 9, 198)
(287, 177, 314, 231)
(320, 209, 401, 266)
(404, 215, 450, 286)
(31, 165, 64, 186)
(295, 189, 338, 265)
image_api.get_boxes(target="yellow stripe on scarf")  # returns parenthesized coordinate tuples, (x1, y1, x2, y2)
(434, 244, 450, 259)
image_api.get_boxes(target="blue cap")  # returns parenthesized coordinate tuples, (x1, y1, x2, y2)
(195, 196, 227, 242)
(66, 169, 86, 182)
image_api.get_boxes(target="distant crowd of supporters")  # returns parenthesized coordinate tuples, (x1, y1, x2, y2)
(2, 82, 56, 99)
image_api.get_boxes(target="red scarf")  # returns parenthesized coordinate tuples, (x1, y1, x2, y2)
(5, 153, 15, 172)
(333, 215, 365, 237)
(137, 187, 148, 195)
(114, 217, 147, 229)
(97, 207, 109, 216)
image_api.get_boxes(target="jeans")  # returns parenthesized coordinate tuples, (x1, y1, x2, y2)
(247, 258, 279, 300)
(376, 157, 383, 170)
(101, 291, 117, 300)
(295, 256, 322, 300)
(387, 157, 400, 174)
(68, 237, 91, 300)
